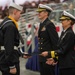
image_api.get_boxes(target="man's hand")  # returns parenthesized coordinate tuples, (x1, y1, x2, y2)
(10, 68, 17, 74)
(23, 55, 31, 59)
(23, 52, 31, 59)
(40, 51, 48, 57)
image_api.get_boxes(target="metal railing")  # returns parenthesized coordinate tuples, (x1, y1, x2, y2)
(18, 11, 39, 52)
(18, 8, 75, 53)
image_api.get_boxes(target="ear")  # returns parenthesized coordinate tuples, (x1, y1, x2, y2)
(45, 11, 48, 16)
(13, 9, 17, 15)
(69, 20, 72, 23)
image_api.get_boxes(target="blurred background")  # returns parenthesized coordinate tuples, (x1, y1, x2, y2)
(0, 0, 75, 75)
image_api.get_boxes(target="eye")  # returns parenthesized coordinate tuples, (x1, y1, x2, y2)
(60, 19, 66, 21)
(38, 11, 42, 13)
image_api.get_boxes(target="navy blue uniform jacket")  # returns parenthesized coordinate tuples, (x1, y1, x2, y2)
(57, 27, 75, 69)
(38, 18, 58, 62)
(0, 17, 22, 66)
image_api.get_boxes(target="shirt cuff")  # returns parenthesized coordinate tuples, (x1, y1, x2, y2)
(9, 65, 15, 69)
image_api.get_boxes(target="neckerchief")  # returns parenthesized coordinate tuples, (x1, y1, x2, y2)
(8, 16, 18, 29)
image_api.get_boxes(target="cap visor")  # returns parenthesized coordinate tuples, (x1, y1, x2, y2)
(36, 9, 46, 12)
(60, 16, 70, 20)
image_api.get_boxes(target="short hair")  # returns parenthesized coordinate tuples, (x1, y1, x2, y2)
(43, 9, 51, 16)
(46, 9, 51, 16)
(9, 7, 16, 14)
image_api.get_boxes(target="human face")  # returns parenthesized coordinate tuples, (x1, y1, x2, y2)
(37, 11, 48, 21)
(61, 19, 71, 29)
(14, 10, 21, 21)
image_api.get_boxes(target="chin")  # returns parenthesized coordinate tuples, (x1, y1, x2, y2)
(38, 17, 41, 19)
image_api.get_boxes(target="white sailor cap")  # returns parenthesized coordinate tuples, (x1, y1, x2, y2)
(60, 11, 75, 21)
(8, 2, 23, 11)
(36, 4, 53, 12)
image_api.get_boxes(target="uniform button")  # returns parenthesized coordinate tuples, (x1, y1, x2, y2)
(41, 48, 42, 49)
(41, 43, 43, 44)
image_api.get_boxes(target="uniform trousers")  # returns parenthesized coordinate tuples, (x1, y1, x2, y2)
(59, 68, 75, 75)
(0, 63, 20, 75)
(39, 62, 55, 75)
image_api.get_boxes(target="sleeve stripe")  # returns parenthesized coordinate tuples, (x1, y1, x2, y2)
(51, 51, 55, 58)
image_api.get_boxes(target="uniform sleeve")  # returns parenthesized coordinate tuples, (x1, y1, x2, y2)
(57, 31, 74, 55)
(4, 24, 15, 66)
(48, 31, 75, 59)
(47, 22, 59, 50)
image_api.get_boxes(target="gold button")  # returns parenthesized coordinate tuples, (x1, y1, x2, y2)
(41, 48, 42, 49)
(41, 43, 43, 44)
